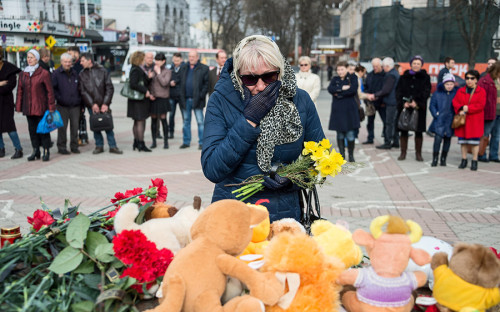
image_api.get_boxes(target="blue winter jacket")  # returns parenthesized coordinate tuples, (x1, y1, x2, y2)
(201, 58, 325, 222)
(428, 83, 458, 138)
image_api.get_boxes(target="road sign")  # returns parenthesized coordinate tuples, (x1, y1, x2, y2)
(45, 35, 56, 48)
(77, 43, 88, 53)
(130, 32, 137, 40)
(1, 35, 6, 43)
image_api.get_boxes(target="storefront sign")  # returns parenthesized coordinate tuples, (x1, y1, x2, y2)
(42, 22, 72, 36)
(0, 20, 41, 33)
(110, 49, 126, 56)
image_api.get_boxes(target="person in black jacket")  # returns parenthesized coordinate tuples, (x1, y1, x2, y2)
(328, 61, 360, 162)
(168, 53, 185, 139)
(179, 50, 209, 150)
(363, 58, 386, 144)
(127, 51, 153, 152)
(396, 55, 431, 161)
(53, 53, 81, 154)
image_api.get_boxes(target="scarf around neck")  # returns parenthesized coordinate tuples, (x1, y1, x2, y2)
(230, 58, 303, 172)
(24, 63, 39, 77)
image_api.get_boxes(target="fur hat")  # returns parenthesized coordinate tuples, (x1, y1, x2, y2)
(442, 73, 455, 84)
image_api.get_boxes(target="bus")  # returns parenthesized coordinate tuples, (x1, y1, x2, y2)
(121, 45, 220, 81)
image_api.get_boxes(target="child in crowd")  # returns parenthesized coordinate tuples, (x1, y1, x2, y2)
(429, 73, 458, 166)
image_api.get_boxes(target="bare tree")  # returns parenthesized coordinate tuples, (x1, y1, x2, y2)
(450, 0, 499, 67)
(298, 0, 335, 56)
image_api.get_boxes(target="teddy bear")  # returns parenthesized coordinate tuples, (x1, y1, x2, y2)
(268, 218, 306, 239)
(430, 243, 500, 312)
(114, 196, 203, 254)
(146, 199, 284, 312)
(261, 231, 345, 312)
(144, 201, 179, 220)
(310, 219, 363, 269)
(337, 215, 431, 312)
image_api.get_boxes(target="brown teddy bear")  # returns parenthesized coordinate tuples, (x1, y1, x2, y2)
(431, 243, 500, 312)
(145, 199, 284, 312)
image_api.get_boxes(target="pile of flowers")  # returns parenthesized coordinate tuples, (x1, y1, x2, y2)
(0, 178, 171, 312)
(231, 139, 346, 201)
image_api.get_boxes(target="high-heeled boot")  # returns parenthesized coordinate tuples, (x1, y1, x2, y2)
(161, 118, 169, 149)
(415, 137, 423, 161)
(42, 148, 50, 161)
(27, 148, 40, 161)
(347, 140, 355, 162)
(337, 139, 345, 159)
(150, 118, 157, 149)
(137, 141, 152, 152)
(431, 152, 439, 167)
(458, 159, 467, 169)
(133, 139, 138, 151)
(440, 151, 448, 166)
(470, 160, 478, 171)
(398, 136, 408, 161)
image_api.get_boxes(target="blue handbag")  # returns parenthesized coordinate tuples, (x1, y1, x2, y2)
(36, 110, 64, 134)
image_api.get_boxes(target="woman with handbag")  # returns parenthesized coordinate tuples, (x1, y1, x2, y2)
(328, 61, 360, 162)
(15, 49, 55, 162)
(127, 51, 153, 152)
(452, 70, 487, 171)
(148, 53, 171, 149)
(395, 55, 431, 161)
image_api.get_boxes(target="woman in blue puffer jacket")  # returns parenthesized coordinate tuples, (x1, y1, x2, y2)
(201, 35, 325, 222)
(429, 73, 458, 167)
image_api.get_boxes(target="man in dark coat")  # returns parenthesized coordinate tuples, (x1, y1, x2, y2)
(53, 52, 81, 155)
(437, 57, 455, 84)
(368, 57, 400, 149)
(168, 53, 185, 139)
(363, 58, 386, 144)
(0, 51, 22, 159)
(67, 46, 83, 74)
(79, 53, 122, 155)
(179, 50, 209, 150)
(208, 50, 227, 95)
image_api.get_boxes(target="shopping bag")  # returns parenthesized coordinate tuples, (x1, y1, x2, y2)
(36, 110, 64, 134)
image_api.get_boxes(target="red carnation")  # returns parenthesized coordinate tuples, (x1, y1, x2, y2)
(111, 192, 127, 204)
(150, 178, 168, 203)
(105, 208, 119, 220)
(27, 209, 55, 231)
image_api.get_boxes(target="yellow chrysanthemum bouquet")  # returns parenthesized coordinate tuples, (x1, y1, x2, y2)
(230, 139, 346, 201)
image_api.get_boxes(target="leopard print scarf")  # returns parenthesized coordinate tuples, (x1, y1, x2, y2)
(230, 58, 303, 172)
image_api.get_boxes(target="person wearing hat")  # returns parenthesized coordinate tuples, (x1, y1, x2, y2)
(429, 73, 458, 166)
(15, 49, 56, 162)
(395, 55, 431, 161)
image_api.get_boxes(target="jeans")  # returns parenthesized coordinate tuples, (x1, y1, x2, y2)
(0, 131, 22, 150)
(479, 119, 496, 160)
(336, 130, 356, 142)
(57, 105, 80, 151)
(169, 98, 182, 134)
(384, 105, 399, 145)
(366, 105, 386, 141)
(182, 98, 204, 146)
(433, 135, 451, 154)
(489, 115, 500, 160)
(88, 108, 117, 148)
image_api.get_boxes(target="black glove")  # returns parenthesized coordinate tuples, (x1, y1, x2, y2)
(262, 173, 291, 191)
(243, 80, 281, 125)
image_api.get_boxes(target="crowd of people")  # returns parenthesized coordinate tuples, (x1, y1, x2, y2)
(327, 55, 499, 171)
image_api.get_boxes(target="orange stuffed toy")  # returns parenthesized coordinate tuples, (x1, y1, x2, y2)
(337, 215, 431, 312)
(145, 199, 283, 312)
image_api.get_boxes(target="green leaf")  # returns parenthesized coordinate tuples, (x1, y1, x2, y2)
(134, 201, 153, 225)
(85, 231, 109, 259)
(56, 233, 68, 245)
(36, 246, 52, 260)
(118, 276, 137, 290)
(48, 246, 83, 274)
(83, 274, 102, 289)
(95, 243, 115, 263)
(71, 300, 94, 312)
(74, 260, 95, 274)
(66, 214, 90, 249)
(111, 259, 124, 269)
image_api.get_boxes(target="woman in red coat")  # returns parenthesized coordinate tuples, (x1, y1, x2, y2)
(452, 70, 486, 171)
(15, 49, 55, 161)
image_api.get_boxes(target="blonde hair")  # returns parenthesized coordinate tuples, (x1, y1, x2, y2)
(130, 51, 145, 66)
(233, 35, 284, 89)
(298, 56, 311, 65)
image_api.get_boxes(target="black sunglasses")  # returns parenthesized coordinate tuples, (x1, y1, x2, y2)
(299, 64, 309, 67)
(465, 76, 477, 80)
(239, 71, 280, 86)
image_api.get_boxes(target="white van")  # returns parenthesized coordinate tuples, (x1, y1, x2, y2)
(121, 45, 220, 81)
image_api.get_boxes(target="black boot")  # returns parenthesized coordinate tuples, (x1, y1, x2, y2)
(133, 139, 138, 151)
(458, 159, 467, 169)
(11, 149, 23, 159)
(137, 141, 152, 152)
(42, 148, 50, 162)
(471, 160, 478, 171)
(161, 119, 169, 149)
(337, 139, 345, 159)
(431, 152, 439, 167)
(440, 151, 447, 166)
(415, 137, 424, 161)
(0, 148, 4, 158)
(150, 118, 157, 149)
(27, 148, 40, 161)
(347, 140, 355, 162)
(398, 136, 408, 161)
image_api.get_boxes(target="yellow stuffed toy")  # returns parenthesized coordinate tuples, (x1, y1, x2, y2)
(240, 201, 271, 257)
(311, 220, 363, 269)
(262, 231, 345, 312)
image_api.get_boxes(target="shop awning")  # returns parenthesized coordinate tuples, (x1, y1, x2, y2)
(84, 30, 103, 42)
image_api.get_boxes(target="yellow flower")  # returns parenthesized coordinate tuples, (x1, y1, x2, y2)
(302, 141, 319, 156)
(319, 138, 332, 150)
(316, 151, 346, 177)
(310, 168, 318, 177)
(310, 147, 329, 161)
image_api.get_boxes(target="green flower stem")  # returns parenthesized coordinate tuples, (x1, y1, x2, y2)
(21, 272, 51, 312)
(240, 185, 265, 202)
